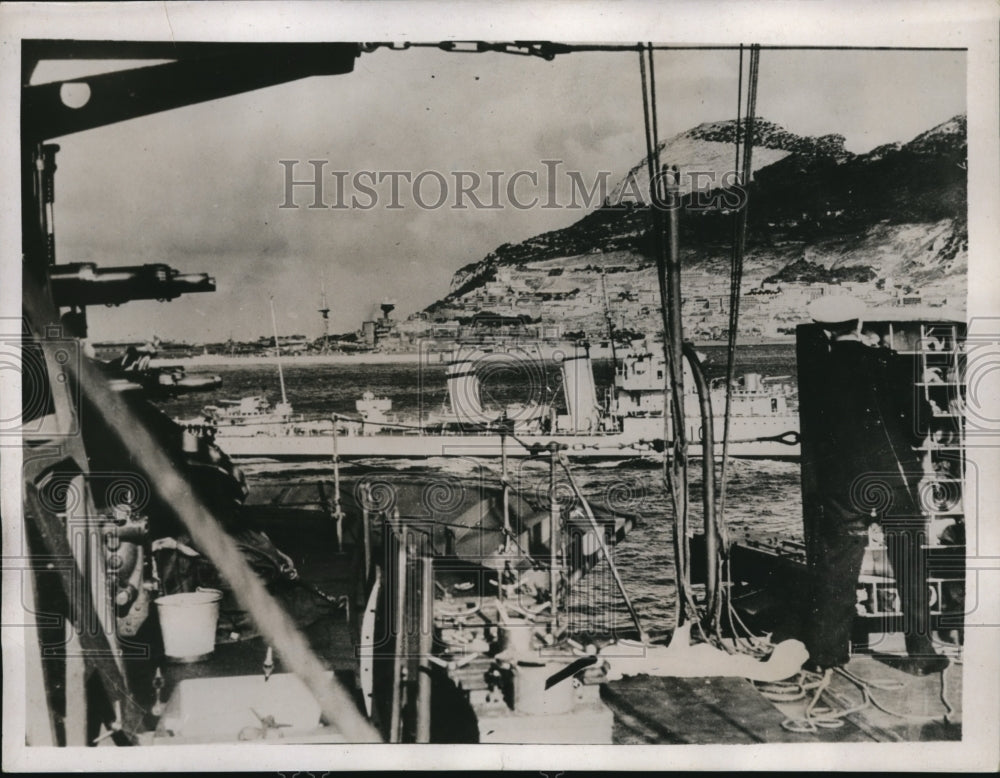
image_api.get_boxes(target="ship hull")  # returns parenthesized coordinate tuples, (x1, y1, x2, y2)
(208, 414, 801, 460)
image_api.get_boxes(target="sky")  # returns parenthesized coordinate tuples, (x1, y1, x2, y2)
(33, 46, 966, 343)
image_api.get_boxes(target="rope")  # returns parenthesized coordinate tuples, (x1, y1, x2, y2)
(718, 43, 760, 534)
(837, 663, 955, 724)
(718, 557, 769, 656)
(647, 46, 663, 184)
(734, 44, 744, 183)
(637, 47, 657, 192)
(756, 668, 828, 703)
(779, 669, 856, 733)
(775, 660, 955, 734)
(638, 44, 700, 632)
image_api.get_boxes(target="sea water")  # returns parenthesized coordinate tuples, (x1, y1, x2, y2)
(156, 344, 802, 637)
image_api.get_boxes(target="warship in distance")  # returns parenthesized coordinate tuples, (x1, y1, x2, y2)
(17, 39, 967, 756)
(178, 341, 801, 460)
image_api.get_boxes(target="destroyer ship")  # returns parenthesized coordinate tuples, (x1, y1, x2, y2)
(177, 340, 800, 460)
(13, 39, 967, 759)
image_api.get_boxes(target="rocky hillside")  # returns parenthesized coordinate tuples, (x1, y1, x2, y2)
(425, 115, 967, 339)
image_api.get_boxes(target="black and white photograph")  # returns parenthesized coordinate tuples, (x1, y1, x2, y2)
(2, 1, 998, 772)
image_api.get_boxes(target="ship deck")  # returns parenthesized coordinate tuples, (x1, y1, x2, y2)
(137, 487, 960, 746)
(605, 652, 961, 744)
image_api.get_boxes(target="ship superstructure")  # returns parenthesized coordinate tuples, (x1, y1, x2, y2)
(181, 340, 801, 459)
(11, 38, 969, 764)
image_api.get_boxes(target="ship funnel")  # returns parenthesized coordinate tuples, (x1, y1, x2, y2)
(446, 349, 490, 426)
(561, 343, 600, 432)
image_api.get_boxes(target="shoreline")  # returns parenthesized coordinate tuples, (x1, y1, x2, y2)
(148, 352, 434, 368)
(147, 339, 797, 368)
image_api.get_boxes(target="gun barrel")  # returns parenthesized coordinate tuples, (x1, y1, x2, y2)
(50, 263, 215, 307)
(175, 375, 223, 392)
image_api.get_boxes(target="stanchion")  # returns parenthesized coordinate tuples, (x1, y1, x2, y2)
(389, 527, 408, 743)
(416, 551, 434, 743)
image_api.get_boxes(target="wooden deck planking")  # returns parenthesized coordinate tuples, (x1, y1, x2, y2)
(603, 675, 827, 744)
(603, 652, 961, 745)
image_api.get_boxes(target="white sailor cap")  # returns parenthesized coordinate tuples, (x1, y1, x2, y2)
(807, 294, 865, 325)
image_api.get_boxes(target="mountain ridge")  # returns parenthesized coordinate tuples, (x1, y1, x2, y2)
(425, 114, 967, 338)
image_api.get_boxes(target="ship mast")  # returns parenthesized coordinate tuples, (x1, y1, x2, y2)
(318, 279, 331, 354)
(600, 271, 618, 365)
(269, 295, 288, 406)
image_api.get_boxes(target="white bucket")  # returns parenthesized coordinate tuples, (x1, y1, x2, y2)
(156, 589, 222, 662)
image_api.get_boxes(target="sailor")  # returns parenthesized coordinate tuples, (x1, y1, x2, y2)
(797, 295, 948, 675)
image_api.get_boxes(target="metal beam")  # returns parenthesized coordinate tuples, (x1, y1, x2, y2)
(23, 40, 356, 64)
(22, 42, 359, 141)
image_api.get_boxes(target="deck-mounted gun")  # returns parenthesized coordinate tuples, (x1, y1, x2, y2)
(50, 262, 215, 307)
(99, 343, 224, 398)
(20, 40, 363, 747)
(46, 261, 220, 397)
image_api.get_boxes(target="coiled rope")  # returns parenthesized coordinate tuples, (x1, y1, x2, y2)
(762, 660, 955, 735)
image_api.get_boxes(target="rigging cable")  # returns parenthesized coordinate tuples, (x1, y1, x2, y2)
(702, 44, 774, 654)
(718, 43, 760, 546)
(662, 164, 694, 619)
(639, 44, 705, 637)
(638, 45, 682, 629)
(638, 46, 658, 200)
(734, 44, 744, 190)
(682, 342, 731, 649)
